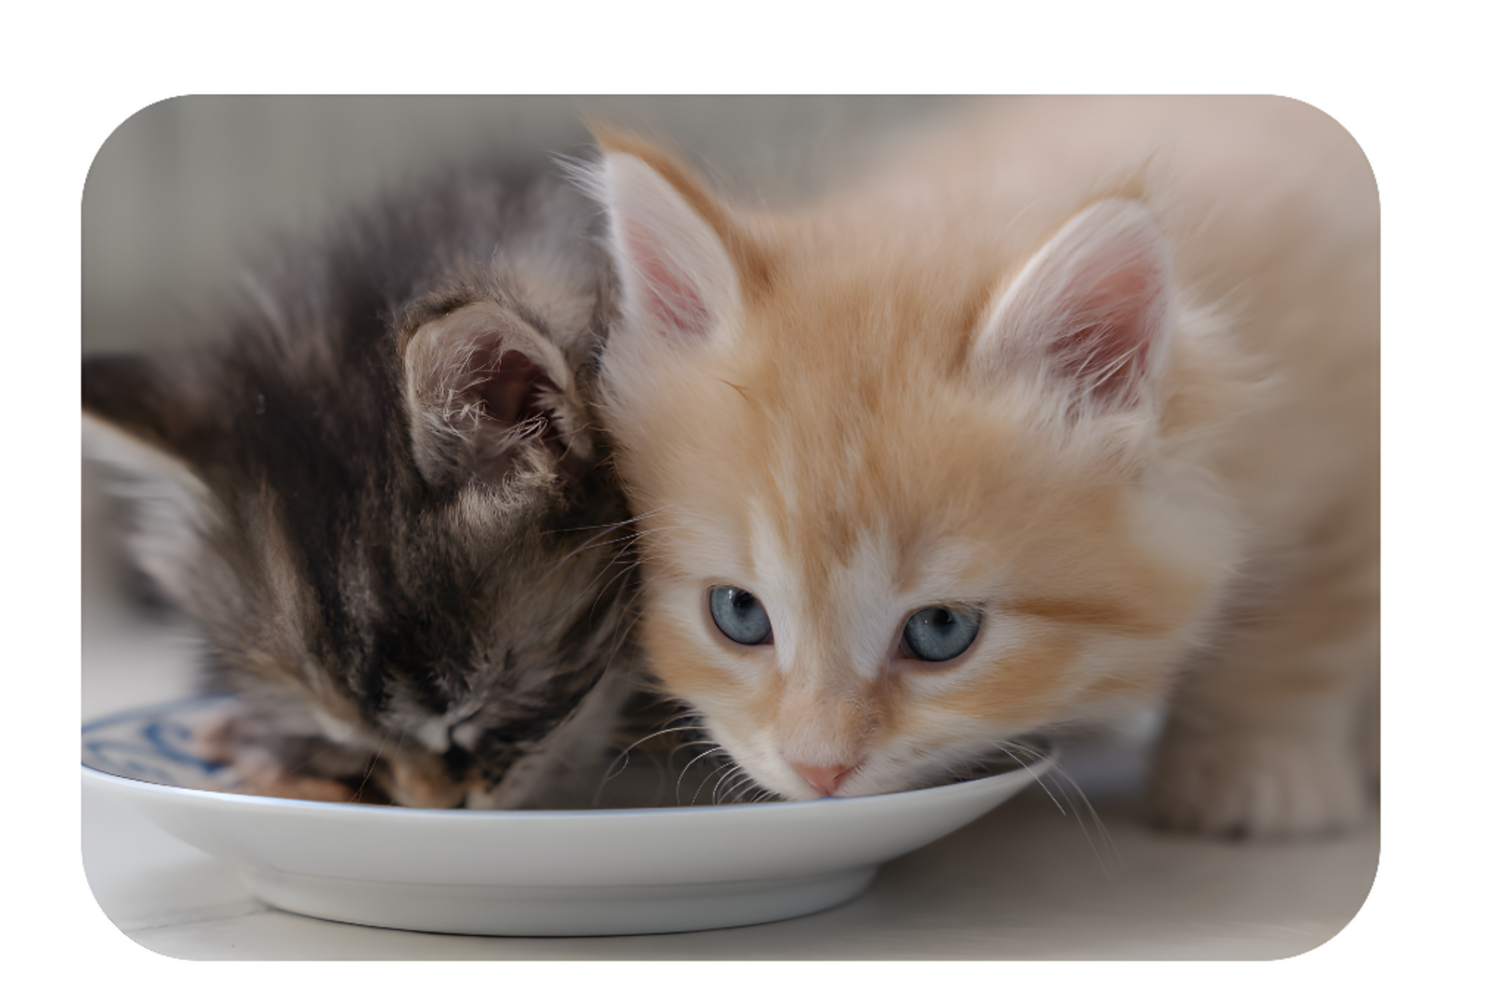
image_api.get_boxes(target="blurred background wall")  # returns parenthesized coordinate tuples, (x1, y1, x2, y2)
(83, 96, 976, 354)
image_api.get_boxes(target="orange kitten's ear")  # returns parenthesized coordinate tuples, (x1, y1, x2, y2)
(972, 198, 1171, 415)
(591, 141, 740, 346)
(402, 302, 593, 486)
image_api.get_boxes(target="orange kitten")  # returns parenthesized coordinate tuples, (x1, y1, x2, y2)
(586, 97, 1377, 837)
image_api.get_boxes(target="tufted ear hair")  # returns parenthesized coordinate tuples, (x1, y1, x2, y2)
(402, 301, 595, 486)
(970, 198, 1173, 417)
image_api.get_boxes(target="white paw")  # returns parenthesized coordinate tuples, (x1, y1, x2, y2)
(1146, 731, 1372, 838)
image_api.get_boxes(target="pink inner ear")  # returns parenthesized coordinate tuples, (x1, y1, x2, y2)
(475, 349, 553, 429)
(1046, 240, 1165, 406)
(624, 221, 711, 337)
(465, 348, 580, 475)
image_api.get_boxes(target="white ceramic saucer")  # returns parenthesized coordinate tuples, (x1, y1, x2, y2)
(82, 697, 1052, 936)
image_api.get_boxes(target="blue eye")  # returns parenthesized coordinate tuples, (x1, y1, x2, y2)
(709, 587, 774, 645)
(902, 606, 981, 662)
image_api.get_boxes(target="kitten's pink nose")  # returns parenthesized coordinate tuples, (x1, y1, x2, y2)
(788, 761, 856, 797)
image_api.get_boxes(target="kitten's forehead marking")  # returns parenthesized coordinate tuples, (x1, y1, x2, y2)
(750, 509, 909, 683)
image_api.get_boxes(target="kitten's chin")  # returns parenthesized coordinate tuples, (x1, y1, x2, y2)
(740, 742, 1031, 801)
(719, 743, 927, 801)
(707, 716, 1029, 801)
(751, 764, 939, 801)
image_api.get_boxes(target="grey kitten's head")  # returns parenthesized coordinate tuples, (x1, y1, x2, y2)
(83, 167, 638, 808)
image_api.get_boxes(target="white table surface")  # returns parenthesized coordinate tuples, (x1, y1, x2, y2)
(81, 597, 1378, 961)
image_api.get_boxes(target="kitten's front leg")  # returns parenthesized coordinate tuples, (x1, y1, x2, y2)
(1147, 561, 1379, 838)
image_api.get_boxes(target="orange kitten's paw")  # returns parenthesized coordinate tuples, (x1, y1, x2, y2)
(1146, 733, 1371, 838)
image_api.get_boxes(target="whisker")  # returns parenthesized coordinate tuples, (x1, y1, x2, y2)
(277, 736, 359, 781)
(349, 725, 396, 804)
(474, 512, 643, 612)
(691, 759, 736, 806)
(726, 770, 769, 806)
(711, 763, 746, 805)
(675, 746, 726, 806)
(990, 740, 1066, 814)
(990, 738, 1119, 874)
(592, 724, 695, 805)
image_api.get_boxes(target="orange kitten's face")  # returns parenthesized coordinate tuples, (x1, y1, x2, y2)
(593, 141, 1240, 800)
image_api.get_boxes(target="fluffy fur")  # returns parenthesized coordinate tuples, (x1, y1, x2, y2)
(587, 97, 1378, 837)
(83, 164, 639, 809)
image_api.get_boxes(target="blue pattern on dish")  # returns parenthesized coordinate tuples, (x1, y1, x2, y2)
(82, 696, 242, 791)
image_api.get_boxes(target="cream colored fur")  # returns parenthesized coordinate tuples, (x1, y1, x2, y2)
(590, 97, 1377, 837)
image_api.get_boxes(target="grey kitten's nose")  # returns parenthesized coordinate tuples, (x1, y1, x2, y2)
(788, 761, 856, 797)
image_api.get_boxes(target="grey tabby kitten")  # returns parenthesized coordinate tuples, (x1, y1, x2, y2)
(83, 161, 639, 809)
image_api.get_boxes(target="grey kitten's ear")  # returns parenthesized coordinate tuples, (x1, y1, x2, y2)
(970, 198, 1172, 415)
(402, 301, 595, 486)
